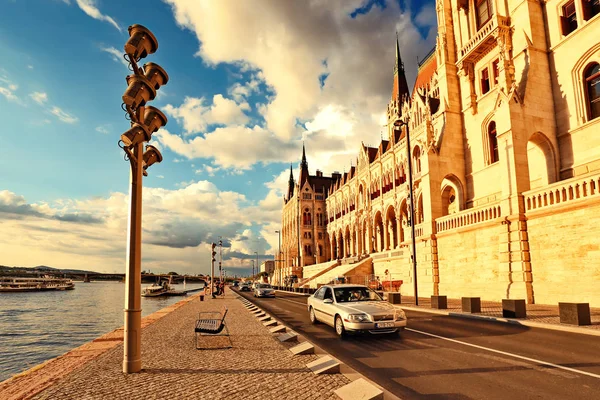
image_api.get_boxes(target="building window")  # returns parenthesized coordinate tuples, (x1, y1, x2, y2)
(583, 0, 600, 20)
(561, 1, 578, 36)
(318, 232, 323, 240)
(488, 122, 499, 164)
(413, 147, 422, 173)
(585, 63, 600, 121)
(302, 193, 312, 200)
(476, 0, 493, 29)
(481, 67, 490, 94)
(492, 59, 499, 86)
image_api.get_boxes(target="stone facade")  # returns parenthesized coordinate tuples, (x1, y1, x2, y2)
(279, 0, 600, 306)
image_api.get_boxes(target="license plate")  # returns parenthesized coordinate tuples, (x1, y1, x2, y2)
(375, 322, 395, 328)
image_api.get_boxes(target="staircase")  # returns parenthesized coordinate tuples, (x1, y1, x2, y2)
(298, 260, 340, 288)
(308, 257, 373, 288)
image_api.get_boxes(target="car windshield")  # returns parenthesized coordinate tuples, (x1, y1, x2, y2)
(257, 284, 271, 289)
(333, 287, 382, 303)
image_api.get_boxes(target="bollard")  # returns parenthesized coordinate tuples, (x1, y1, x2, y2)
(461, 297, 481, 313)
(431, 295, 447, 309)
(502, 299, 526, 318)
(559, 303, 591, 325)
(199, 295, 204, 302)
(388, 292, 401, 304)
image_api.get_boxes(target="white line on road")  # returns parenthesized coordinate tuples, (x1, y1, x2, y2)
(406, 328, 600, 380)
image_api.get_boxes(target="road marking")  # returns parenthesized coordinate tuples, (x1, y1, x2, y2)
(406, 328, 600, 380)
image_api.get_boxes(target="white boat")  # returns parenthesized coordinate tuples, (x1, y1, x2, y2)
(0, 277, 75, 292)
(142, 277, 185, 297)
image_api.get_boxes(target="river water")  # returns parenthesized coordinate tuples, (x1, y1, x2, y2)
(0, 280, 205, 382)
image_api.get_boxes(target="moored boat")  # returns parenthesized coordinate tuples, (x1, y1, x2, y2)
(0, 277, 75, 292)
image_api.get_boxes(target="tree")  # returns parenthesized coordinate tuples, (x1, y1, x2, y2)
(167, 271, 179, 275)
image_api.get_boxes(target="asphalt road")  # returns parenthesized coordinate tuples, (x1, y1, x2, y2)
(235, 289, 600, 400)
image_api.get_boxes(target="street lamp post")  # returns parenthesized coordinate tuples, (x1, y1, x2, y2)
(275, 230, 281, 285)
(254, 251, 259, 280)
(120, 24, 169, 373)
(394, 118, 418, 305)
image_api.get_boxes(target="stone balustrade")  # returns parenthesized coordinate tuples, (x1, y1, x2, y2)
(524, 172, 600, 212)
(436, 202, 501, 233)
(458, 15, 510, 62)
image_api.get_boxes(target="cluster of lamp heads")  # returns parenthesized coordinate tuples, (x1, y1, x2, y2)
(120, 24, 168, 176)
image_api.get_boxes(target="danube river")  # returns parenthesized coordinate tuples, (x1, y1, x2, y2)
(0, 280, 205, 382)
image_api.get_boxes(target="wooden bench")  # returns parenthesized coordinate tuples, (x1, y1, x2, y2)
(195, 306, 232, 349)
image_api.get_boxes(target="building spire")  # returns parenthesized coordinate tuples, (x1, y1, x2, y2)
(392, 32, 409, 103)
(287, 163, 295, 201)
(301, 142, 307, 166)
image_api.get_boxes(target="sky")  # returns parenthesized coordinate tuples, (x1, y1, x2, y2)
(0, 0, 437, 276)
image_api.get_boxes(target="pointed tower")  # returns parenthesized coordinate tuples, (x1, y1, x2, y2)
(299, 143, 309, 187)
(392, 32, 410, 104)
(388, 33, 410, 141)
(287, 163, 295, 201)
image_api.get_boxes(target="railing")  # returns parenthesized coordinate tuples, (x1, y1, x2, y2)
(524, 173, 600, 212)
(458, 15, 510, 61)
(436, 202, 501, 233)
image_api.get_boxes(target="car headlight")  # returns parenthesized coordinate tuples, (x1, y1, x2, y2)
(395, 309, 406, 320)
(347, 314, 370, 322)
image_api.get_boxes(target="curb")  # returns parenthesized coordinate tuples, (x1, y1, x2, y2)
(398, 305, 600, 337)
(274, 290, 310, 297)
(237, 293, 401, 400)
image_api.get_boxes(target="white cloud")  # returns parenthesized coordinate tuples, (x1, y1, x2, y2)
(50, 106, 78, 124)
(100, 46, 129, 67)
(29, 91, 48, 105)
(74, 0, 121, 32)
(0, 87, 20, 103)
(27, 65, 34, 70)
(0, 180, 281, 274)
(95, 125, 110, 134)
(163, 94, 250, 135)
(0, 75, 22, 104)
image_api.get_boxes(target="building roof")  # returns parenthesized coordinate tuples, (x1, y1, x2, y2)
(412, 48, 437, 96)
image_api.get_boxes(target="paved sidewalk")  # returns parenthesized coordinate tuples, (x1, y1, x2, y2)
(4, 291, 350, 400)
(396, 295, 600, 332)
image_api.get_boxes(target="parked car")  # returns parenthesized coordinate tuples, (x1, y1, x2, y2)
(254, 283, 275, 298)
(239, 282, 251, 292)
(306, 284, 406, 338)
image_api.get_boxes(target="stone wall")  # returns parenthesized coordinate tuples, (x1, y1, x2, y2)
(436, 222, 502, 299)
(527, 199, 600, 307)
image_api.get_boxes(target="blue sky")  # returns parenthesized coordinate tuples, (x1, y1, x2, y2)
(0, 0, 436, 275)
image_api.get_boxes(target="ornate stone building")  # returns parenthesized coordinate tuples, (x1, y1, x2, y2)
(279, 0, 600, 306)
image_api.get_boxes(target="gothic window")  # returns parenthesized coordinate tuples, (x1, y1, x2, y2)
(476, 0, 493, 30)
(413, 146, 422, 173)
(481, 67, 490, 94)
(318, 245, 323, 256)
(584, 63, 600, 121)
(583, 0, 600, 20)
(492, 59, 499, 86)
(561, 1, 578, 36)
(488, 122, 499, 164)
(318, 232, 323, 240)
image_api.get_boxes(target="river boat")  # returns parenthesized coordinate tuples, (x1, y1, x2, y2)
(141, 277, 186, 297)
(0, 277, 75, 292)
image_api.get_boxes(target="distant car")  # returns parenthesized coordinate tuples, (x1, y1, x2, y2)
(239, 283, 251, 292)
(254, 283, 275, 298)
(306, 284, 406, 338)
(232, 281, 239, 287)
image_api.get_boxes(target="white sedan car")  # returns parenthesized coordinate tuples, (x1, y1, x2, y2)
(254, 283, 275, 298)
(307, 284, 406, 337)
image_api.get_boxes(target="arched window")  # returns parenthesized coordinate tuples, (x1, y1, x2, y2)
(585, 63, 600, 121)
(413, 146, 422, 173)
(488, 122, 499, 164)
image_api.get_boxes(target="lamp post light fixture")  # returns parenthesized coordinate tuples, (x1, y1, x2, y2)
(119, 24, 168, 374)
(393, 118, 418, 305)
(275, 230, 281, 285)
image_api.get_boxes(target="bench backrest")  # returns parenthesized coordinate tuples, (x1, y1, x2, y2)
(220, 306, 228, 323)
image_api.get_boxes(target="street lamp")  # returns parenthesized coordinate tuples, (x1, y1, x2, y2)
(254, 251, 259, 280)
(394, 118, 418, 305)
(275, 230, 281, 285)
(119, 24, 168, 374)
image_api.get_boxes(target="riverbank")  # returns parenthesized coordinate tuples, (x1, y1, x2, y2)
(0, 293, 199, 399)
(1, 291, 355, 400)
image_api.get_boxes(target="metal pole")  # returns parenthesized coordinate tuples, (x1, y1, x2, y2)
(219, 237, 222, 282)
(211, 244, 215, 297)
(123, 140, 144, 373)
(278, 230, 281, 285)
(404, 122, 419, 305)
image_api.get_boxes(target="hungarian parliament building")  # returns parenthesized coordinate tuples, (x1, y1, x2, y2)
(279, 0, 600, 307)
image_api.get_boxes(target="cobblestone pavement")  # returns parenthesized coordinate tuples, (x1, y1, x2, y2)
(397, 295, 600, 329)
(31, 291, 349, 400)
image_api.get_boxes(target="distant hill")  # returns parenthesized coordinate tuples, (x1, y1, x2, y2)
(0, 265, 101, 275)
